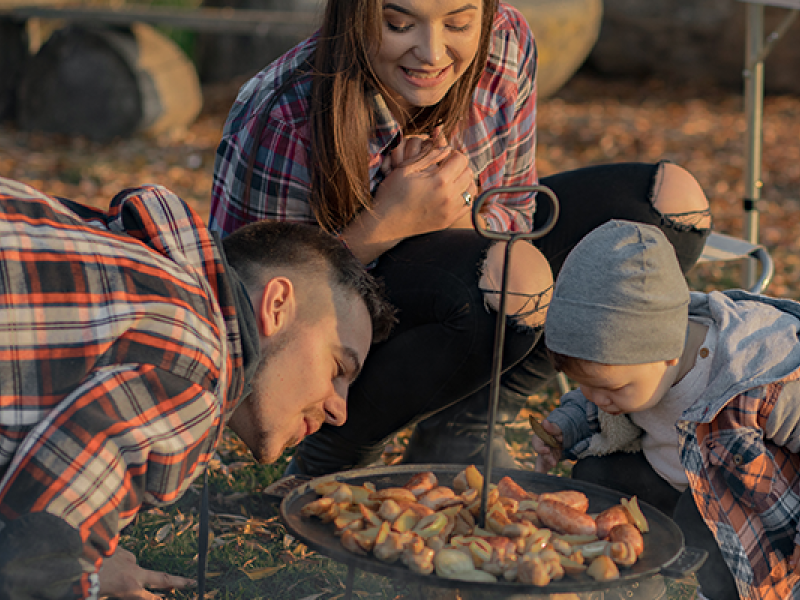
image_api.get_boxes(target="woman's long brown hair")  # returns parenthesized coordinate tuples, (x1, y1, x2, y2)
(308, 0, 499, 233)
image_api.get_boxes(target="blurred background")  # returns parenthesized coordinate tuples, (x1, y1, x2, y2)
(2, 3, 799, 596)
(1, 0, 799, 300)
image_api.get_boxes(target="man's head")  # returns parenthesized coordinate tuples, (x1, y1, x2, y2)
(221, 221, 395, 463)
(545, 220, 690, 414)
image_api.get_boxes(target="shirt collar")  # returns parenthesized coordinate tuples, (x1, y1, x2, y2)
(368, 87, 403, 157)
(212, 232, 261, 411)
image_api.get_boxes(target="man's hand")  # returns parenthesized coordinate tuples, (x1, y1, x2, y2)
(532, 418, 563, 474)
(99, 548, 195, 600)
(790, 544, 800, 574)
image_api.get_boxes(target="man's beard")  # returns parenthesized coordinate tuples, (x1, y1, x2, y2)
(243, 326, 324, 463)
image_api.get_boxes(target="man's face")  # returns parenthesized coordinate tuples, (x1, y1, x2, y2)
(229, 285, 372, 464)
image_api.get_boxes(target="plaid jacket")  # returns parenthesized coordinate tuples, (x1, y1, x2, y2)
(0, 177, 251, 598)
(553, 291, 800, 599)
(210, 2, 538, 236)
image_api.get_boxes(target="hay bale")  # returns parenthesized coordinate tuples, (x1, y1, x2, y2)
(508, 0, 604, 98)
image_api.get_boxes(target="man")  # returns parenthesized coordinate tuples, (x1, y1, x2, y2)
(0, 177, 395, 599)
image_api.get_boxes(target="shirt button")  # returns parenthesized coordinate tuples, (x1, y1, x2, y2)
(734, 454, 743, 465)
(699, 348, 710, 358)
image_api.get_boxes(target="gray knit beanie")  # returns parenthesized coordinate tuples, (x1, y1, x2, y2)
(545, 220, 690, 364)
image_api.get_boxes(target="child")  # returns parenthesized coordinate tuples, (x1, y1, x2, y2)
(533, 220, 800, 600)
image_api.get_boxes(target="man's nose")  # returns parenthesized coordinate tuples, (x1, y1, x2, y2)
(324, 393, 347, 426)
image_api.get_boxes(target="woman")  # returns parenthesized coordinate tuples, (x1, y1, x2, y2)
(211, 0, 712, 475)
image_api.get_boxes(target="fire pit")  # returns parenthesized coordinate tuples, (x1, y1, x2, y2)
(278, 464, 706, 598)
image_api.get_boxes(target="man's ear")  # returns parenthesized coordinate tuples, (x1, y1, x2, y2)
(257, 277, 296, 337)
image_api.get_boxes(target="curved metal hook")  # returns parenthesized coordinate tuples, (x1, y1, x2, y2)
(471, 184, 559, 528)
(471, 185, 560, 241)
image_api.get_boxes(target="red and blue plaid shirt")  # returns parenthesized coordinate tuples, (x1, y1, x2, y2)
(210, 2, 538, 236)
(0, 177, 250, 598)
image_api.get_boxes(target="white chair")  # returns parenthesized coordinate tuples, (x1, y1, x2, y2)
(697, 231, 774, 294)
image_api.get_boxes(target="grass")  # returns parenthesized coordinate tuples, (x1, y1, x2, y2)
(120, 381, 701, 599)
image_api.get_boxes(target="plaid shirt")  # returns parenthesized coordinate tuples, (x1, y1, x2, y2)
(0, 177, 250, 598)
(684, 380, 800, 600)
(553, 291, 800, 599)
(210, 2, 538, 236)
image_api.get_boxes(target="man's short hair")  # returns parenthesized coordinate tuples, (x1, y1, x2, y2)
(221, 221, 395, 342)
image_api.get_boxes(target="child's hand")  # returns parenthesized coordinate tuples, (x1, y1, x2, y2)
(532, 418, 563, 473)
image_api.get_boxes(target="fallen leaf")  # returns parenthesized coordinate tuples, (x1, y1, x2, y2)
(153, 523, 173, 544)
(240, 565, 285, 580)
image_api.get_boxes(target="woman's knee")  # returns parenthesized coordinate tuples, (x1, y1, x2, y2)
(651, 163, 713, 230)
(479, 241, 553, 329)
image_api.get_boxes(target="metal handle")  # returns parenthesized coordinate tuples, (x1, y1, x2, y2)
(471, 184, 560, 241)
(475, 185, 560, 527)
(659, 546, 708, 579)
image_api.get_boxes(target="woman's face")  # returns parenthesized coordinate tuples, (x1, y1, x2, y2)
(369, 0, 484, 116)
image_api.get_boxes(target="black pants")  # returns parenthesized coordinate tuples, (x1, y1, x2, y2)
(291, 162, 710, 474)
(572, 452, 738, 599)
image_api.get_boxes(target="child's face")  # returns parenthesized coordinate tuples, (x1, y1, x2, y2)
(565, 358, 679, 415)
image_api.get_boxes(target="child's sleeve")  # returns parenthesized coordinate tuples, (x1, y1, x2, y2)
(765, 380, 800, 548)
(545, 389, 598, 459)
(765, 379, 800, 453)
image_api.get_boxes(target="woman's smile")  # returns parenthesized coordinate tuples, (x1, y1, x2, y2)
(401, 65, 453, 86)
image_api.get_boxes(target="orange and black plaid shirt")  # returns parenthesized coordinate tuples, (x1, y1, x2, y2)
(0, 177, 251, 598)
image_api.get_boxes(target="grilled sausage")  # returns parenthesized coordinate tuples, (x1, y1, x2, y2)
(536, 498, 597, 536)
(595, 505, 632, 539)
(608, 523, 644, 556)
(538, 490, 590, 513)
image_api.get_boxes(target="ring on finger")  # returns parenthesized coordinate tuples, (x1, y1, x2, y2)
(462, 191, 473, 207)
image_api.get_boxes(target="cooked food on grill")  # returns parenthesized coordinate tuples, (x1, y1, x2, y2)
(595, 504, 633, 539)
(301, 466, 650, 586)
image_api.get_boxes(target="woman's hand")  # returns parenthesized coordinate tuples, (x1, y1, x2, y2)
(342, 134, 478, 264)
(532, 419, 564, 474)
(380, 133, 446, 174)
(99, 547, 195, 600)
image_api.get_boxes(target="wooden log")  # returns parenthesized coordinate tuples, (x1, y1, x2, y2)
(16, 22, 202, 140)
(0, 19, 29, 122)
(194, 0, 320, 83)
